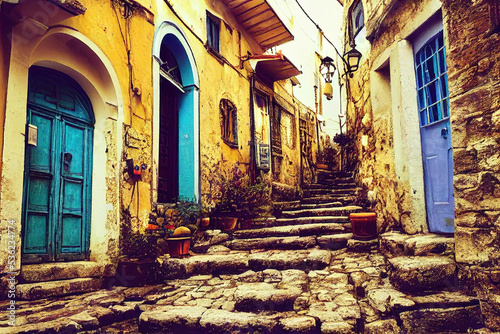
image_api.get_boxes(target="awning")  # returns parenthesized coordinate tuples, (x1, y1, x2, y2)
(251, 52, 302, 82)
(221, 0, 294, 51)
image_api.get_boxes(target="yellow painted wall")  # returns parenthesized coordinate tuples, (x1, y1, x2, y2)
(0, 20, 10, 194)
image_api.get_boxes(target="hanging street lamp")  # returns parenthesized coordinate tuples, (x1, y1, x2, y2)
(319, 56, 335, 100)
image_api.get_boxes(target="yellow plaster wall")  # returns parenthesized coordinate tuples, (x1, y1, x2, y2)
(62, 0, 155, 230)
(0, 20, 10, 191)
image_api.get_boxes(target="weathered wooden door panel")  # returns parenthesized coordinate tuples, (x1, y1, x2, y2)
(158, 80, 179, 203)
(421, 118, 454, 233)
(22, 67, 93, 263)
(23, 111, 56, 262)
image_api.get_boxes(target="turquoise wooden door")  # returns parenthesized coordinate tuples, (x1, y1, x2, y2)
(22, 67, 94, 263)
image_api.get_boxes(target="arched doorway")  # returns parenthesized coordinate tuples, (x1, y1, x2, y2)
(22, 66, 94, 263)
(154, 22, 200, 203)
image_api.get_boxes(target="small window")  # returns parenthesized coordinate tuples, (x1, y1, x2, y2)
(207, 12, 220, 53)
(350, 0, 364, 40)
(220, 99, 238, 147)
(415, 32, 450, 126)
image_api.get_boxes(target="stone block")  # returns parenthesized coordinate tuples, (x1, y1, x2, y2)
(367, 288, 415, 314)
(138, 306, 206, 333)
(279, 316, 317, 333)
(388, 256, 457, 292)
(404, 234, 454, 257)
(234, 282, 301, 312)
(455, 226, 499, 265)
(320, 321, 354, 334)
(20, 261, 111, 283)
(347, 238, 378, 252)
(378, 231, 411, 258)
(199, 309, 279, 333)
(317, 233, 352, 250)
(399, 305, 483, 333)
(16, 278, 103, 300)
(364, 319, 400, 334)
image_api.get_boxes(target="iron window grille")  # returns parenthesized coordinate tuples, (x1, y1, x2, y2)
(349, 0, 365, 42)
(415, 31, 450, 126)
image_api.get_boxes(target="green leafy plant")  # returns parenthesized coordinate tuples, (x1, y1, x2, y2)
(212, 165, 272, 221)
(333, 132, 352, 146)
(121, 210, 159, 259)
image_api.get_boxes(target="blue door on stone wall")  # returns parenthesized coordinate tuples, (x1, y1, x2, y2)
(415, 32, 454, 233)
(22, 67, 94, 263)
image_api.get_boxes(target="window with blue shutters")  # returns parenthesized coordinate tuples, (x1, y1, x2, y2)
(415, 32, 450, 126)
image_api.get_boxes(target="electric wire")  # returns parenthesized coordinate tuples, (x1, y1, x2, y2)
(293, 0, 346, 60)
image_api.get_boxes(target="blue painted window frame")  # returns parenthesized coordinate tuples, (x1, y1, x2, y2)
(415, 31, 450, 126)
(350, 0, 364, 41)
(206, 11, 220, 53)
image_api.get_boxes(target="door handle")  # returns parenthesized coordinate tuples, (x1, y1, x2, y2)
(63, 152, 72, 171)
(441, 127, 448, 139)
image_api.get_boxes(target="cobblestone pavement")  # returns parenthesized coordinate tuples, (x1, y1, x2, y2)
(1, 245, 491, 333)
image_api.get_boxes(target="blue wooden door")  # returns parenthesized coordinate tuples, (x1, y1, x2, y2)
(22, 67, 94, 263)
(415, 32, 454, 233)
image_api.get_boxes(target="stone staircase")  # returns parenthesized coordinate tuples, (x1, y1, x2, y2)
(15, 261, 114, 300)
(376, 231, 485, 333)
(6, 169, 492, 333)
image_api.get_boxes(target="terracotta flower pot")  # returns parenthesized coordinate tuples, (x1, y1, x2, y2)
(349, 212, 377, 240)
(317, 163, 329, 170)
(166, 237, 191, 257)
(201, 217, 210, 227)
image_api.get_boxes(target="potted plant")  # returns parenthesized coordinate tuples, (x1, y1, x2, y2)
(211, 165, 272, 230)
(117, 210, 160, 286)
(149, 200, 201, 257)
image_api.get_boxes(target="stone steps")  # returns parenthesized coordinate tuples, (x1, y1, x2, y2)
(273, 216, 349, 226)
(379, 231, 455, 259)
(233, 222, 350, 239)
(280, 205, 362, 218)
(160, 249, 332, 279)
(225, 235, 318, 251)
(16, 277, 104, 300)
(19, 261, 113, 283)
(301, 195, 357, 205)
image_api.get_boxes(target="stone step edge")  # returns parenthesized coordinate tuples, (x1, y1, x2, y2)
(16, 277, 104, 300)
(160, 249, 332, 278)
(232, 223, 351, 239)
(19, 261, 115, 283)
(138, 307, 335, 333)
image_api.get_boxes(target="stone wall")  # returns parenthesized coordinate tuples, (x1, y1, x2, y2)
(442, 0, 500, 330)
(342, 0, 441, 234)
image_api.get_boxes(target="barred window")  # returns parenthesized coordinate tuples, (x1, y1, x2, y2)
(220, 99, 238, 147)
(415, 32, 449, 126)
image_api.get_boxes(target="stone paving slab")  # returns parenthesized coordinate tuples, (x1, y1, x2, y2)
(3, 246, 489, 334)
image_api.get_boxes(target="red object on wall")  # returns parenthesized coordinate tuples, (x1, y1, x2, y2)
(350, 212, 377, 240)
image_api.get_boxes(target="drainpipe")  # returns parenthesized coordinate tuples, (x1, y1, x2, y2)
(249, 74, 256, 184)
